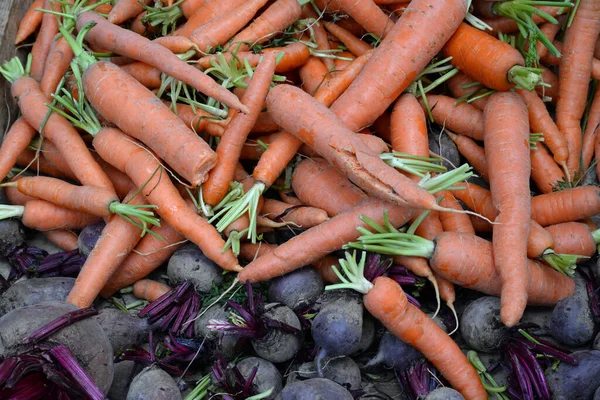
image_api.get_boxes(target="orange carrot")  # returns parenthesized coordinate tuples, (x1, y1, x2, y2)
(582, 85, 600, 171)
(484, 92, 531, 326)
(0, 118, 38, 183)
(536, 20, 563, 61)
(438, 191, 475, 235)
(311, 50, 372, 104)
(202, 53, 277, 207)
(446, 131, 488, 181)
(299, 56, 331, 95)
(92, 127, 241, 272)
(545, 222, 599, 260)
(133, 279, 172, 302)
(531, 186, 600, 226)
(40, 36, 75, 97)
(108, 0, 153, 24)
(66, 188, 148, 308)
(15, 149, 72, 180)
(330, 0, 469, 131)
(30, 0, 60, 81)
(100, 222, 186, 298)
(527, 220, 555, 259)
(261, 198, 329, 228)
(537, 66, 559, 102)
(446, 72, 489, 111)
(238, 242, 278, 263)
(391, 93, 429, 157)
(313, 255, 341, 284)
(76, 12, 247, 113)
(361, 276, 486, 399)
(322, 20, 373, 57)
(15, 0, 45, 45)
(120, 61, 162, 89)
(165, 101, 227, 137)
(556, 0, 600, 178)
(421, 95, 484, 141)
(302, 7, 334, 69)
(39, 140, 79, 182)
(175, 0, 246, 37)
(331, 0, 394, 39)
(530, 142, 565, 194)
(42, 230, 79, 251)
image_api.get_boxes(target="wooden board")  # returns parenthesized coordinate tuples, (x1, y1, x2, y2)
(0, 0, 35, 137)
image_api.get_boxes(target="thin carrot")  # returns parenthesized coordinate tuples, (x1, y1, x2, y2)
(238, 242, 278, 263)
(39, 140, 78, 182)
(582, 85, 600, 171)
(313, 255, 341, 284)
(484, 92, 531, 326)
(76, 12, 248, 113)
(120, 62, 162, 89)
(0, 57, 115, 191)
(15, 149, 72, 180)
(202, 53, 277, 207)
(422, 94, 484, 141)
(0, 118, 38, 183)
(322, 20, 373, 57)
(438, 191, 475, 235)
(537, 66, 558, 102)
(66, 188, 148, 308)
(165, 101, 227, 137)
(100, 221, 186, 298)
(536, 20, 563, 61)
(301, 7, 334, 70)
(92, 127, 242, 272)
(299, 56, 331, 95)
(530, 142, 565, 194)
(531, 186, 600, 226)
(42, 230, 79, 252)
(556, 0, 600, 178)
(332, 0, 395, 39)
(175, 0, 246, 37)
(40, 36, 74, 97)
(330, 0, 469, 131)
(446, 131, 488, 181)
(391, 93, 429, 157)
(481, 6, 563, 35)
(15, 0, 45, 45)
(545, 222, 599, 260)
(30, 0, 60, 81)
(261, 198, 329, 228)
(108, 0, 153, 24)
(527, 220, 555, 260)
(133, 279, 172, 302)
(446, 72, 489, 111)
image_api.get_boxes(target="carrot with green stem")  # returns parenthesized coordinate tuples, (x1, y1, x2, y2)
(326, 251, 487, 399)
(545, 222, 600, 259)
(447, 72, 492, 111)
(57, 24, 218, 187)
(556, 0, 600, 178)
(75, 12, 248, 114)
(0, 56, 115, 192)
(530, 142, 565, 194)
(66, 188, 151, 308)
(15, 0, 45, 45)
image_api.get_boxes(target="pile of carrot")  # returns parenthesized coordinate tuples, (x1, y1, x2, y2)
(2, 0, 600, 398)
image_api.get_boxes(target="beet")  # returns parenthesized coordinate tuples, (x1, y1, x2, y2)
(0, 277, 75, 316)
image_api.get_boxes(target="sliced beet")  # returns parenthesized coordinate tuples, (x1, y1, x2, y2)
(236, 357, 283, 398)
(276, 378, 353, 400)
(460, 296, 509, 352)
(167, 243, 223, 293)
(126, 366, 181, 400)
(0, 277, 75, 316)
(251, 303, 302, 363)
(268, 266, 324, 311)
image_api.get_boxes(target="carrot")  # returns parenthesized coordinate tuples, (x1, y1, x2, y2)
(322, 21, 373, 57)
(537, 66, 559, 102)
(30, 0, 60, 81)
(120, 62, 162, 89)
(301, 7, 333, 70)
(202, 53, 277, 207)
(188, 0, 270, 53)
(526, 220, 555, 260)
(330, 0, 469, 131)
(133, 279, 172, 302)
(597, 130, 600, 180)
(66, 188, 149, 308)
(483, 92, 532, 326)
(42, 230, 79, 252)
(100, 221, 186, 298)
(531, 186, 600, 227)
(446, 72, 489, 111)
(422, 95, 484, 141)
(39, 140, 79, 181)
(435, 273, 457, 330)
(390, 93, 428, 157)
(261, 198, 329, 228)
(313, 255, 341, 284)
(545, 222, 599, 261)
(240, 134, 276, 160)
(0, 58, 115, 191)
(76, 12, 247, 113)
(40, 33, 75, 97)
(330, 0, 394, 39)
(237, 199, 414, 283)
(0, 118, 38, 183)
(335, 17, 367, 37)
(108, 0, 153, 24)
(443, 22, 541, 92)
(582, 85, 600, 171)
(278, 189, 304, 206)
(238, 242, 278, 263)
(175, 0, 246, 37)
(536, 20, 563, 61)
(15, 0, 45, 45)
(541, 41, 600, 81)
(481, 6, 563, 35)
(530, 142, 565, 194)
(446, 131, 488, 181)
(92, 127, 242, 272)
(196, 42, 310, 73)
(333, 272, 486, 399)
(438, 191, 475, 235)
(15, 149, 72, 180)
(230, 0, 309, 52)
(556, 0, 600, 178)
(165, 101, 227, 137)
(267, 84, 447, 212)
(299, 56, 331, 95)
(516, 88, 569, 174)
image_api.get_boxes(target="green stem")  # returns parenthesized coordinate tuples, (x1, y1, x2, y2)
(591, 229, 600, 244)
(508, 65, 543, 90)
(541, 249, 581, 276)
(0, 205, 25, 220)
(222, 228, 248, 257)
(183, 375, 211, 400)
(380, 152, 446, 177)
(418, 164, 473, 194)
(58, 22, 97, 72)
(0, 54, 31, 83)
(108, 202, 162, 238)
(325, 251, 374, 294)
(345, 231, 435, 259)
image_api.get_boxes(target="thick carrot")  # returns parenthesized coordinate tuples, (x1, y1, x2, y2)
(516, 88, 569, 172)
(391, 93, 428, 157)
(6, 73, 115, 191)
(542, 42, 600, 81)
(261, 198, 329, 228)
(446, 72, 489, 111)
(330, 0, 469, 131)
(438, 191, 475, 235)
(42, 230, 79, 251)
(40, 36, 75, 97)
(299, 57, 331, 95)
(230, 0, 308, 52)
(202, 53, 277, 207)
(332, 0, 394, 39)
(292, 158, 368, 217)
(30, 0, 60, 81)
(238, 242, 278, 263)
(76, 12, 247, 114)
(322, 20, 373, 57)
(421, 95, 484, 141)
(15, 0, 44, 45)
(556, 0, 600, 178)
(66, 189, 147, 308)
(362, 276, 486, 399)
(545, 222, 599, 260)
(527, 220, 555, 259)
(133, 279, 172, 302)
(446, 131, 488, 181)
(188, 0, 269, 53)
(108, 0, 153, 24)
(175, 0, 246, 37)
(582, 85, 600, 171)
(100, 221, 186, 298)
(484, 92, 531, 326)
(196, 42, 310, 73)
(267, 84, 444, 211)
(237, 199, 414, 283)
(0, 118, 38, 182)
(530, 142, 565, 194)
(120, 62, 162, 89)
(92, 128, 241, 272)
(531, 186, 600, 226)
